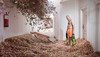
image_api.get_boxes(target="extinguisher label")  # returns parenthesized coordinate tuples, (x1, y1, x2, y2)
(4, 19, 9, 27)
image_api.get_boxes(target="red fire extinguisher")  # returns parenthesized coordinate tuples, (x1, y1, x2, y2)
(3, 12, 9, 27)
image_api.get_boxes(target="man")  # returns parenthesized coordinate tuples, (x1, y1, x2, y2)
(66, 15, 74, 45)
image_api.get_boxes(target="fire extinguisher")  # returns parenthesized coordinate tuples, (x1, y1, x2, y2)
(3, 12, 9, 27)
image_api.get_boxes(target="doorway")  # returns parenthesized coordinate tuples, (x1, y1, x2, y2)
(80, 8, 87, 39)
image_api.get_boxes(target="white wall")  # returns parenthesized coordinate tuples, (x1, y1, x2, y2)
(79, 0, 87, 38)
(2, 7, 31, 39)
(96, 3, 100, 52)
(2, 7, 55, 38)
(52, 0, 62, 40)
(0, 0, 80, 41)
(2, 0, 73, 41)
(95, 0, 100, 52)
(79, 0, 97, 51)
(0, 6, 55, 40)
(78, 0, 99, 51)
(0, 0, 61, 41)
(87, 0, 97, 51)
(60, 0, 80, 40)
(49, 0, 80, 40)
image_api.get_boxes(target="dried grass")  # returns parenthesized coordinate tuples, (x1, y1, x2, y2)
(0, 34, 99, 57)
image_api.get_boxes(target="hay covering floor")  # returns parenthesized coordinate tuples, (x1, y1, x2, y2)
(0, 34, 99, 57)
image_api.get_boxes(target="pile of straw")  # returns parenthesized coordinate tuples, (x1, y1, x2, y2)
(0, 34, 99, 57)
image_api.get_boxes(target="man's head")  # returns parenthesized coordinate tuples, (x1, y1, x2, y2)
(66, 15, 72, 25)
